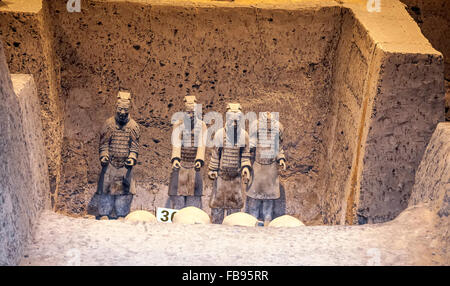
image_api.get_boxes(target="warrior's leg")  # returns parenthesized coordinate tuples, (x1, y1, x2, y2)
(262, 199, 274, 222)
(226, 208, 241, 216)
(211, 208, 225, 224)
(98, 194, 114, 218)
(185, 196, 202, 209)
(246, 197, 262, 219)
(170, 195, 186, 210)
(115, 194, 133, 217)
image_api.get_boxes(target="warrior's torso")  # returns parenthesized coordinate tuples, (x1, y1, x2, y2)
(251, 120, 283, 165)
(246, 119, 284, 200)
(255, 124, 281, 165)
(208, 127, 251, 209)
(109, 128, 131, 161)
(180, 118, 204, 168)
(219, 146, 242, 177)
(209, 127, 251, 179)
(101, 117, 140, 168)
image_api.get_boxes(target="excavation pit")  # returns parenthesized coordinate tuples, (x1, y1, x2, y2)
(0, 0, 447, 265)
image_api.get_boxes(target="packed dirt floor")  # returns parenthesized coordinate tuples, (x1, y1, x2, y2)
(0, 0, 448, 266)
(20, 206, 446, 266)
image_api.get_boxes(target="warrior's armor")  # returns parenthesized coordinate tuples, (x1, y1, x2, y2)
(168, 96, 207, 209)
(246, 112, 286, 223)
(100, 119, 139, 170)
(96, 91, 140, 218)
(208, 103, 252, 224)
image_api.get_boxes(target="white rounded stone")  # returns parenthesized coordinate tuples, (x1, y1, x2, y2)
(222, 212, 258, 227)
(125, 210, 157, 223)
(268, 215, 305, 227)
(172, 206, 211, 225)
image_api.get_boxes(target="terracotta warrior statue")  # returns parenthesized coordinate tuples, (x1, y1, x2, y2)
(168, 95, 207, 209)
(246, 112, 286, 224)
(208, 103, 252, 224)
(96, 91, 140, 219)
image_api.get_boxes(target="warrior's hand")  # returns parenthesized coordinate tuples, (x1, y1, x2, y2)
(242, 167, 251, 184)
(100, 156, 109, 166)
(125, 158, 136, 167)
(208, 171, 218, 180)
(195, 161, 202, 170)
(279, 159, 287, 171)
(172, 159, 181, 169)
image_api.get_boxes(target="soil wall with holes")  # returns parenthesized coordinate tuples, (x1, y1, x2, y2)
(0, 0, 445, 225)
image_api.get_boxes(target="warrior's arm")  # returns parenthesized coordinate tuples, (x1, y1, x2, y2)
(248, 120, 258, 161)
(276, 123, 286, 163)
(209, 147, 221, 172)
(99, 121, 110, 159)
(195, 121, 208, 166)
(171, 120, 183, 163)
(128, 122, 140, 161)
(241, 131, 252, 172)
(208, 131, 222, 172)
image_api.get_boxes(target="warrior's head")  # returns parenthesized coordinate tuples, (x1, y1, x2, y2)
(260, 111, 278, 122)
(225, 103, 243, 129)
(116, 91, 131, 125)
(184, 95, 197, 118)
(261, 112, 271, 120)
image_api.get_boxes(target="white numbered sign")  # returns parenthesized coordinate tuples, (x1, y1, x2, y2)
(156, 207, 178, 223)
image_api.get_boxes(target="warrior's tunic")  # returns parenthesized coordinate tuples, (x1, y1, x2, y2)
(97, 116, 140, 195)
(246, 120, 285, 200)
(169, 117, 207, 196)
(208, 127, 252, 209)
